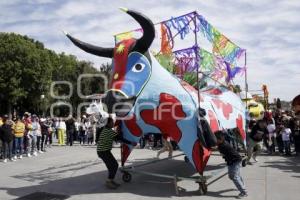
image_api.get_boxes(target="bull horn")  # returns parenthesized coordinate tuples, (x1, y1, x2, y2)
(64, 31, 113, 58)
(120, 8, 155, 54)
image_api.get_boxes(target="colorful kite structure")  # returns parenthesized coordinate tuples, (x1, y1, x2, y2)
(197, 15, 245, 64)
(114, 11, 246, 86)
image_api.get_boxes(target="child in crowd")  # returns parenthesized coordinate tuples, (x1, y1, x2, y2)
(281, 123, 292, 155)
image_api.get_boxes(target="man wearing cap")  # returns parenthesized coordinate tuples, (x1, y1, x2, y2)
(23, 112, 33, 157)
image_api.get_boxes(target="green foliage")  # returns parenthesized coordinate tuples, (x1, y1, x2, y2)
(234, 85, 242, 93)
(155, 53, 175, 73)
(183, 72, 198, 87)
(155, 53, 200, 88)
(0, 33, 107, 116)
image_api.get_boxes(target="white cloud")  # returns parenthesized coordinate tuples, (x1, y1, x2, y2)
(0, 0, 299, 101)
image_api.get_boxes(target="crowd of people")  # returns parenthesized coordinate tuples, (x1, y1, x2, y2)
(135, 109, 300, 161)
(246, 110, 300, 164)
(2, 109, 298, 163)
(0, 112, 99, 163)
(1, 107, 299, 198)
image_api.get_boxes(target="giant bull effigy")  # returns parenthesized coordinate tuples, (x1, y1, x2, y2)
(65, 9, 246, 175)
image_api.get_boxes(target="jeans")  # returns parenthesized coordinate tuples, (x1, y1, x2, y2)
(46, 133, 52, 145)
(15, 137, 23, 156)
(228, 161, 247, 194)
(276, 136, 284, 153)
(0, 140, 3, 159)
(67, 129, 74, 146)
(12, 138, 16, 156)
(268, 137, 276, 154)
(294, 134, 300, 153)
(37, 136, 41, 151)
(2, 141, 13, 160)
(30, 135, 37, 153)
(24, 135, 32, 154)
(79, 130, 86, 144)
(41, 134, 47, 151)
(283, 140, 291, 155)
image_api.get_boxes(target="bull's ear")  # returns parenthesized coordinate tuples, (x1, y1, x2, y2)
(64, 31, 114, 58)
(120, 8, 155, 54)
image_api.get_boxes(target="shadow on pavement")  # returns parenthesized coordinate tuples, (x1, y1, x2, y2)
(1, 158, 226, 198)
(260, 156, 300, 176)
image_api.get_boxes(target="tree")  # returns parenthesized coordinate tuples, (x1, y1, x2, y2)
(0, 33, 53, 115)
(0, 33, 105, 117)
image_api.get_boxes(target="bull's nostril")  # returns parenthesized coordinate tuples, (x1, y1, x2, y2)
(114, 73, 119, 80)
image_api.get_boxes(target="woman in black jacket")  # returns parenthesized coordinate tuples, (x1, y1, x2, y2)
(0, 115, 14, 162)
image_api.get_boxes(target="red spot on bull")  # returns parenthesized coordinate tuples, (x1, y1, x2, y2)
(192, 139, 211, 174)
(121, 144, 130, 166)
(212, 99, 233, 120)
(208, 110, 219, 132)
(140, 93, 186, 143)
(236, 114, 246, 140)
(124, 114, 142, 137)
(204, 88, 223, 95)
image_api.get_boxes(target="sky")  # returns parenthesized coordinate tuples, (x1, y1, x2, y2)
(0, 0, 299, 101)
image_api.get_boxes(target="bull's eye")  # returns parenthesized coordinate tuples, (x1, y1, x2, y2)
(132, 63, 145, 72)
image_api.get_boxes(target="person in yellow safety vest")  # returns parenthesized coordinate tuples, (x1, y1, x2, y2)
(13, 117, 25, 159)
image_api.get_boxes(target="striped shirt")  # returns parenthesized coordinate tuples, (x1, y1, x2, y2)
(97, 127, 118, 152)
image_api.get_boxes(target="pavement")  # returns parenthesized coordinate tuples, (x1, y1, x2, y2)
(0, 143, 299, 200)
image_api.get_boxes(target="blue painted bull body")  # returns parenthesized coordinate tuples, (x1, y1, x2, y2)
(66, 9, 246, 174)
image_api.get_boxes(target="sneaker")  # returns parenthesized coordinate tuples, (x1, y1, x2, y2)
(33, 152, 38, 156)
(105, 181, 118, 189)
(253, 157, 258, 162)
(10, 158, 17, 162)
(111, 180, 121, 187)
(38, 150, 44, 154)
(3, 159, 8, 163)
(13, 155, 17, 160)
(19, 155, 23, 159)
(27, 153, 32, 157)
(237, 192, 248, 198)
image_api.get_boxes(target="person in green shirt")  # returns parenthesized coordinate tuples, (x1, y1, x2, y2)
(97, 117, 135, 189)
